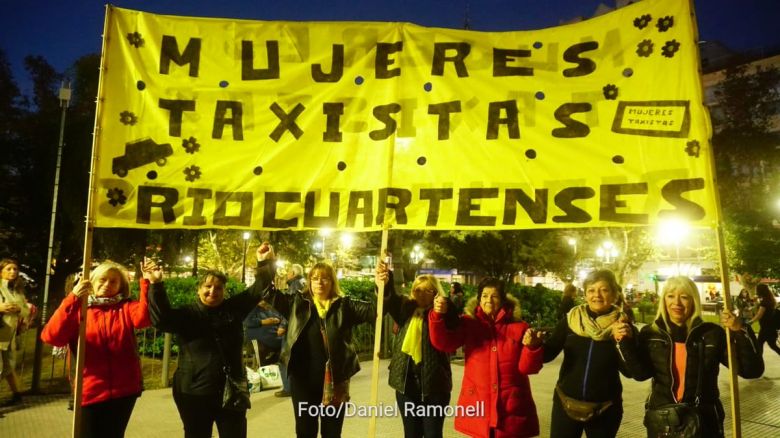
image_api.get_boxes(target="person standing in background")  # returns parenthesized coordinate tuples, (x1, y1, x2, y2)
(0, 258, 30, 407)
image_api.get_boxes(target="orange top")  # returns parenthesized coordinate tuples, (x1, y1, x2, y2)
(672, 342, 687, 402)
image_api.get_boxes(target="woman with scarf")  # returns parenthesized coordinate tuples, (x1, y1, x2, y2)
(542, 269, 631, 438)
(429, 277, 544, 438)
(0, 258, 30, 406)
(261, 247, 376, 438)
(376, 262, 457, 438)
(42, 261, 150, 436)
(617, 276, 764, 437)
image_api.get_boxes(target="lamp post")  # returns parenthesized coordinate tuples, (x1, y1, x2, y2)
(596, 241, 618, 266)
(657, 217, 690, 275)
(567, 238, 577, 280)
(410, 244, 425, 277)
(241, 232, 251, 283)
(32, 80, 71, 392)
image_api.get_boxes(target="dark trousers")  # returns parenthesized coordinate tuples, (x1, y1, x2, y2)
(758, 328, 780, 356)
(289, 372, 345, 438)
(173, 391, 247, 438)
(80, 394, 138, 438)
(550, 392, 623, 438)
(395, 390, 450, 438)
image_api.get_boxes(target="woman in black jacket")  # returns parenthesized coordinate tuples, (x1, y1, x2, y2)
(262, 248, 376, 438)
(749, 283, 780, 356)
(377, 262, 456, 438)
(148, 245, 275, 438)
(616, 276, 764, 437)
(542, 269, 632, 438)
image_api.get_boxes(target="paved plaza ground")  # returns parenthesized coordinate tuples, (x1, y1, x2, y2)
(2, 349, 779, 437)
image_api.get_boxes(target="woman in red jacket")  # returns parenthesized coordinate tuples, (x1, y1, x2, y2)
(429, 277, 544, 438)
(42, 261, 150, 437)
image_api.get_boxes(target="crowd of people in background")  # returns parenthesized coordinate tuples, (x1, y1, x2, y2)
(1, 247, 778, 437)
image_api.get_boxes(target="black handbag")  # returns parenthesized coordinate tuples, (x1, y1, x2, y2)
(644, 341, 703, 438)
(215, 335, 251, 411)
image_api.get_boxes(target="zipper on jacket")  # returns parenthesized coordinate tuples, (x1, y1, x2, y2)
(582, 340, 594, 399)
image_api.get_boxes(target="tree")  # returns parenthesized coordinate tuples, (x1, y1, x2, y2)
(712, 63, 780, 278)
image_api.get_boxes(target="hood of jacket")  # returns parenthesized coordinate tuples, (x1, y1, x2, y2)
(463, 294, 522, 322)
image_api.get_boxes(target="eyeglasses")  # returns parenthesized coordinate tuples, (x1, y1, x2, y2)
(414, 288, 437, 295)
(311, 276, 331, 284)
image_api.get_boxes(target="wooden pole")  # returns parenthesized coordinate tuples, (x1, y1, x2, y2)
(367, 228, 389, 438)
(689, 1, 740, 435)
(72, 5, 113, 437)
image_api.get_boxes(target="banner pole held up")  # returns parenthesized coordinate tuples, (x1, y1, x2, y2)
(72, 5, 113, 437)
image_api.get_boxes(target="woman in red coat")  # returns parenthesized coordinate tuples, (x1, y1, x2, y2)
(429, 277, 544, 438)
(42, 261, 150, 437)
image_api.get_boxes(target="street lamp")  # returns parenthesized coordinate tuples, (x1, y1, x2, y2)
(241, 231, 251, 283)
(567, 238, 577, 279)
(596, 241, 618, 265)
(657, 217, 690, 274)
(410, 244, 425, 264)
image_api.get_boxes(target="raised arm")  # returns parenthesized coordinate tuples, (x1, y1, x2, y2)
(542, 316, 569, 363)
(376, 264, 412, 325)
(428, 296, 466, 353)
(126, 277, 151, 329)
(519, 326, 544, 375)
(41, 279, 91, 347)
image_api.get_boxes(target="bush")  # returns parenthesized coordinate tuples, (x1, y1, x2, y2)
(511, 284, 562, 329)
(129, 276, 247, 306)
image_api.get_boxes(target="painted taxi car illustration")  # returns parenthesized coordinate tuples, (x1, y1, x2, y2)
(112, 139, 173, 177)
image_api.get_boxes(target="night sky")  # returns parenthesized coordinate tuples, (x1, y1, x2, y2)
(1, 0, 779, 96)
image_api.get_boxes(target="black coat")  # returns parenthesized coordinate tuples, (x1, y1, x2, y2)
(263, 287, 375, 384)
(618, 317, 764, 435)
(383, 277, 456, 398)
(542, 314, 631, 403)
(148, 261, 274, 395)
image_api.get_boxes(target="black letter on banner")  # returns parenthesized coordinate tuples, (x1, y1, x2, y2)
(303, 192, 339, 228)
(160, 36, 201, 77)
(487, 101, 520, 140)
(376, 42, 403, 79)
(346, 191, 374, 228)
(552, 103, 591, 138)
(456, 188, 498, 226)
(503, 189, 548, 224)
(370, 103, 402, 141)
(159, 99, 195, 137)
(562, 41, 599, 77)
(552, 187, 594, 223)
(269, 103, 305, 142)
(137, 186, 179, 224)
(263, 192, 301, 228)
(431, 42, 470, 77)
(420, 188, 454, 226)
(599, 183, 648, 224)
(242, 41, 280, 80)
(377, 188, 412, 225)
(493, 48, 533, 76)
(213, 192, 252, 226)
(213, 101, 244, 140)
(323, 102, 344, 142)
(659, 178, 706, 220)
(183, 188, 212, 226)
(428, 101, 461, 140)
(312, 44, 344, 82)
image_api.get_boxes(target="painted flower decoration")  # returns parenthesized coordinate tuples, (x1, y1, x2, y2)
(636, 39, 654, 57)
(119, 110, 138, 126)
(685, 140, 701, 158)
(602, 84, 619, 100)
(183, 165, 202, 182)
(662, 40, 681, 58)
(127, 32, 144, 49)
(126, 32, 145, 48)
(633, 14, 652, 30)
(656, 16, 674, 32)
(182, 136, 200, 154)
(107, 188, 127, 207)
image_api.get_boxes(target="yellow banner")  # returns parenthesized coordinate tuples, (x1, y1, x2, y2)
(95, 0, 715, 230)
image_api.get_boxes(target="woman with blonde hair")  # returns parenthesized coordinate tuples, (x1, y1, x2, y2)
(42, 261, 150, 436)
(617, 276, 764, 437)
(0, 258, 30, 406)
(263, 254, 376, 438)
(376, 263, 456, 437)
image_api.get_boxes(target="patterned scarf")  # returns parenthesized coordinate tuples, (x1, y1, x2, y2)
(87, 294, 126, 307)
(567, 304, 622, 341)
(401, 308, 426, 364)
